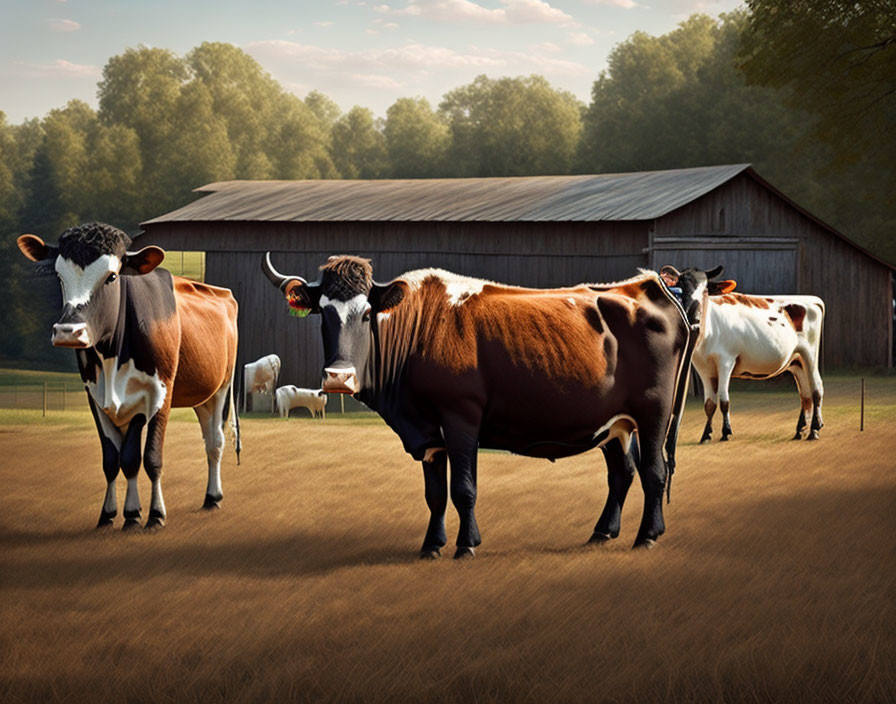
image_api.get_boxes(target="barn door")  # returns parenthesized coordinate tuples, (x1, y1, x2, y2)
(651, 237, 798, 294)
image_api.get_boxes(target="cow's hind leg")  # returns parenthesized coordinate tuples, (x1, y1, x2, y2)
(806, 355, 824, 440)
(717, 359, 736, 441)
(88, 396, 123, 528)
(121, 415, 147, 531)
(442, 413, 482, 559)
(194, 386, 228, 510)
(694, 363, 717, 443)
(589, 437, 638, 544)
(143, 404, 171, 530)
(788, 361, 812, 440)
(420, 449, 448, 559)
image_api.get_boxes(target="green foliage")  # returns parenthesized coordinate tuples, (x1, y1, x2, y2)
(740, 0, 896, 264)
(329, 107, 387, 179)
(384, 97, 449, 178)
(440, 75, 583, 176)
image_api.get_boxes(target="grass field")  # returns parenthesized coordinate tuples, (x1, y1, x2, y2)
(1, 377, 894, 703)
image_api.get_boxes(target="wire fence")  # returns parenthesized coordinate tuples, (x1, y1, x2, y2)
(0, 383, 88, 415)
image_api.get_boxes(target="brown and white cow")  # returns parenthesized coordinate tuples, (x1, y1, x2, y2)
(263, 254, 696, 557)
(661, 265, 825, 442)
(17, 223, 240, 530)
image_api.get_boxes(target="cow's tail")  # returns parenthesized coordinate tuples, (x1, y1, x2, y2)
(223, 370, 241, 466)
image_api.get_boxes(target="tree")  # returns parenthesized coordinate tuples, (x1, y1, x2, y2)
(384, 97, 449, 178)
(440, 75, 583, 177)
(305, 90, 342, 133)
(329, 106, 387, 179)
(740, 0, 896, 263)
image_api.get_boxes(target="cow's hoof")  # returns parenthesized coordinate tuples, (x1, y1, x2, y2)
(632, 538, 657, 550)
(720, 435, 730, 442)
(96, 512, 116, 529)
(202, 494, 222, 510)
(122, 518, 142, 532)
(144, 513, 166, 531)
(419, 547, 441, 560)
(699, 437, 711, 445)
(807, 432, 820, 441)
(792, 433, 803, 441)
(587, 531, 613, 545)
(453, 546, 476, 560)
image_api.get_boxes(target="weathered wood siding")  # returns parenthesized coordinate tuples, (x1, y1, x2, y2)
(144, 221, 649, 387)
(654, 173, 891, 367)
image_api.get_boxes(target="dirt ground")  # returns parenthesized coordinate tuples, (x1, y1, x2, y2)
(1, 376, 894, 703)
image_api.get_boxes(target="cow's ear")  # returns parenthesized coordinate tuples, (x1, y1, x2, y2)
(659, 265, 680, 287)
(704, 265, 724, 280)
(17, 234, 57, 262)
(123, 246, 166, 275)
(710, 279, 737, 294)
(369, 280, 407, 313)
(284, 280, 322, 315)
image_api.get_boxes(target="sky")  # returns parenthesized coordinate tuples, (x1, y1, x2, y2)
(1, 0, 744, 124)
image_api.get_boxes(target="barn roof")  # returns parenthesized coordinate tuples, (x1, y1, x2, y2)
(141, 164, 752, 224)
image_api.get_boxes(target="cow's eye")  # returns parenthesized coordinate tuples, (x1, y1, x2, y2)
(105, 272, 118, 284)
(362, 309, 371, 322)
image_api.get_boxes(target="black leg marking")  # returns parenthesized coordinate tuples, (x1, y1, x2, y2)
(700, 398, 716, 444)
(443, 417, 482, 556)
(203, 493, 222, 510)
(590, 438, 636, 544)
(96, 510, 116, 529)
(87, 394, 121, 529)
(720, 401, 732, 441)
(145, 509, 166, 531)
(421, 451, 448, 558)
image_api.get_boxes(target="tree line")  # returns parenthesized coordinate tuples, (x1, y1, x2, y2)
(1, 4, 892, 368)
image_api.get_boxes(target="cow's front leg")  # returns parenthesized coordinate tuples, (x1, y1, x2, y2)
(420, 449, 448, 559)
(195, 388, 227, 510)
(443, 420, 481, 559)
(88, 396, 123, 528)
(120, 415, 147, 531)
(143, 405, 171, 530)
(590, 437, 637, 544)
(633, 419, 667, 549)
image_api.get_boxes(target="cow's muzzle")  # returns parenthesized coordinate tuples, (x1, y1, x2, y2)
(323, 366, 358, 394)
(52, 322, 90, 348)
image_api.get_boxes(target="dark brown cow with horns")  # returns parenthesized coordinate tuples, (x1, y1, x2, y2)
(17, 223, 240, 530)
(263, 255, 696, 557)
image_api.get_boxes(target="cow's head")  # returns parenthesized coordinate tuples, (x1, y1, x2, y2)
(660, 265, 736, 325)
(17, 223, 165, 348)
(262, 253, 405, 394)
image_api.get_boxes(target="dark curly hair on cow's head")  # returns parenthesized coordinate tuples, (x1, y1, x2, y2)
(58, 222, 131, 269)
(319, 255, 374, 300)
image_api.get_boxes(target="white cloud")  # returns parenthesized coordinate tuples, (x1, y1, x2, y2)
(375, 0, 572, 24)
(12, 59, 100, 79)
(313, 21, 334, 27)
(531, 41, 562, 53)
(567, 31, 595, 45)
(582, 0, 636, 8)
(48, 18, 81, 32)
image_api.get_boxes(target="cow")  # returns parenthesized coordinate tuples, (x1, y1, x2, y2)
(243, 353, 281, 412)
(16, 222, 240, 530)
(660, 265, 825, 442)
(262, 254, 697, 557)
(275, 386, 327, 419)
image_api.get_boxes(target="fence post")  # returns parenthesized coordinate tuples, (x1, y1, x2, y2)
(42, 381, 48, 418)
(860, 378, 865, 432)
(62, 382, 66, 412)
(340, 394, 345, 414)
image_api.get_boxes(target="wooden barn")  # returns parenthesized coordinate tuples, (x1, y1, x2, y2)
(137, 164, 894, 389)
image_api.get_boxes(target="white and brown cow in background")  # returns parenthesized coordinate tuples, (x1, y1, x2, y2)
(661, 265, 825, 442)
(17, 222, 240, 530)
(243, 353, 281, 412)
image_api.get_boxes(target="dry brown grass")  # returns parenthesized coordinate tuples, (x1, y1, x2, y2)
(1, 377, 894, 703)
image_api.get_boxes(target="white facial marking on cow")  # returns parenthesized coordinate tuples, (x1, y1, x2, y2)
(319, 293, 369, 323)
(55, 254, 120, 307)
(86, 355, 167, 428)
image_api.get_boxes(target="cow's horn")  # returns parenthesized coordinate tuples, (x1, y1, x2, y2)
(262, 252, 305, 291)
